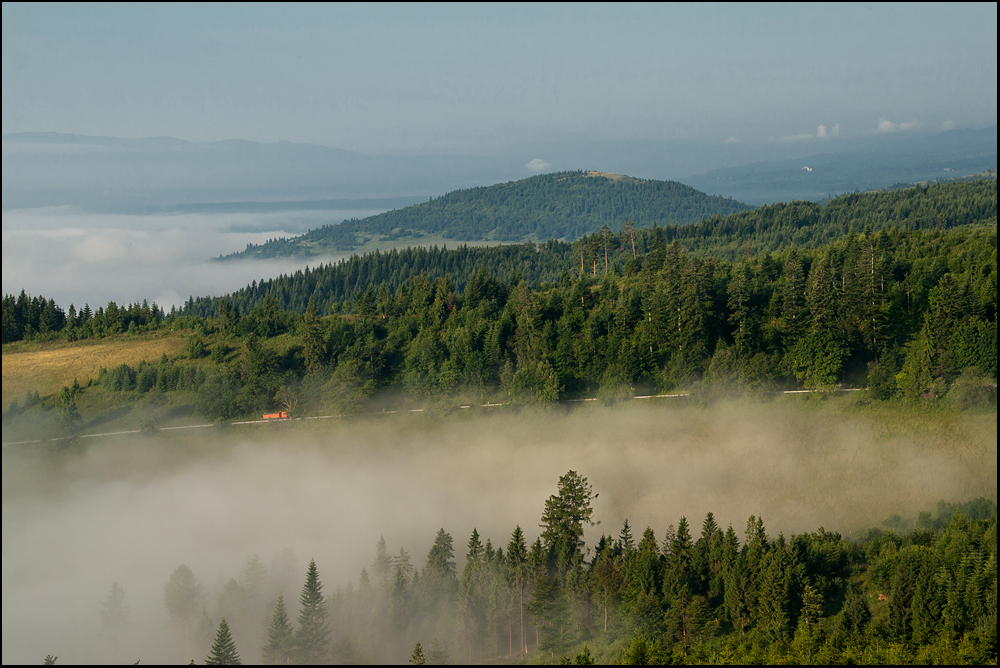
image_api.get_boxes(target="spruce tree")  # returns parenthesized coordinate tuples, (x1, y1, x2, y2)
(793, 582, 825, 659)
(806, 255, 836, 333)
(460, 529, 486, 662)
(529, 571, 572, 657)
(301, 297, 325, 370)
(841, 584, 872, 641)
(295, 559, 331, 664)
(242, 555, 267, 645)
(781, 248, 807, 344)
(372, 536, 393, 590)
(424, 528, 457, 603)
(205, 617, 241, 665)
(507, 526, 530, 652)
(670, 517, 694, 591)
(100, 581, 129, 634)
(756, 549, 792, 645)
(261, 594, 294, 665)
(427, 637, 450, 665)
(410, 641, 427, 665)
(164, 564, 204, 628)
(665, 584, 712, 657)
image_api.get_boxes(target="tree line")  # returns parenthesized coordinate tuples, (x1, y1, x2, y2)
(1, 292, 165, 344)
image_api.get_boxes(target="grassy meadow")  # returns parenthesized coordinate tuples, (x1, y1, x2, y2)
(1, 333, 188, 411)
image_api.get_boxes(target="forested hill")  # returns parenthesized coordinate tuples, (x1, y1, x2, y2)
(224, 171, 751, 257)
(185, 179, 996, 317)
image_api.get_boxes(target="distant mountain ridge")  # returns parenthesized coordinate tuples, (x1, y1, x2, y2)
(1, 132, 529, 211)
(680, 126, 998, 205)
(5, 127, 996, 213)
(224, 171, 752, 258)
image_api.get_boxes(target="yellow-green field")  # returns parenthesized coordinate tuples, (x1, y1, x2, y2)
(2, 334, 188, 409)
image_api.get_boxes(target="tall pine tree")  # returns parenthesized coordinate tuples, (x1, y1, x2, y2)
(295, 559, 331, 664)
(205, 617, 241, 666)
(261, 594, 294, 665)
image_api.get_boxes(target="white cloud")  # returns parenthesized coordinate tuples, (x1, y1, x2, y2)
(942, 120, 955, 131)
(899, 121, 920, 131)
(877, 118, 897, 133)
(526, 158, 551, 173)
(783, 123, 839, 141)
(724, 136, 741, 144)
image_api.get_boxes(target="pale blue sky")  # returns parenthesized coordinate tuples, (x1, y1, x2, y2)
(2, 2, 996, 153)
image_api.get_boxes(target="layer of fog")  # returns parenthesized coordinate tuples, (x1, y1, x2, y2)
(1, 208, 386, 309)
(2, 400, 995, 664)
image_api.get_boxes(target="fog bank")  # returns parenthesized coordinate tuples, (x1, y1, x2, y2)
(2, 400, 995, 663)
(1, 208, 376, 309)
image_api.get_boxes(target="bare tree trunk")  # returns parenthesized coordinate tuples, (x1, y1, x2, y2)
(603, 234, 609, 273)
(520, 586, 527, 655)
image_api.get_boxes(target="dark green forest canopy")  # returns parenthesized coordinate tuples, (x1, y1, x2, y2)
(224, 170, 752, 257)
(4, 178, 995, 426)
(7, 220, 993, 426)
(188, 179, 996, 318)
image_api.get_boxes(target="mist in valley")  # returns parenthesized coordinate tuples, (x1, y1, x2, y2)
(0, 207, 386, 310)
(2, 400, 995, 664)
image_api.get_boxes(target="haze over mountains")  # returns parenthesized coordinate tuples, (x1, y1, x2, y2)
(4, 127, 996, 215)
(3, 126, 995, 310)
(682, 126, 997, 204)
(1, 132, 504, 212)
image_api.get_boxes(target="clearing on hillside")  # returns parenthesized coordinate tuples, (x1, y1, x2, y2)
(2, 335, 187, 409)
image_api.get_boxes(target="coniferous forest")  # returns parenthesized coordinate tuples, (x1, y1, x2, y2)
(2, 177, 997, 666)
(5, 6, 998, 667)
(225, 171, 753, 256)
(2, 180, 996, 427)
(152, 475, 996, 665)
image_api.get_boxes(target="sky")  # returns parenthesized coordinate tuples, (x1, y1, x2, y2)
(2, 3, 997, 308)
(3, 3, 997, 154)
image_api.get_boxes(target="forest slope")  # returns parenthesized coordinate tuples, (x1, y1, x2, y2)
(4, 219, 995, 434)
(223, 171, 751, 257)
(195, 179, 995, 317)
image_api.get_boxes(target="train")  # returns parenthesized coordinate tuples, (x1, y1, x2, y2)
(262, 411, 289, 419)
